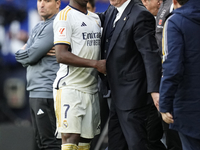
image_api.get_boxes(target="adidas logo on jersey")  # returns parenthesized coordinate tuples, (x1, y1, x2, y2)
(81, 22, 87, 27)
(37, 109, 44, 115)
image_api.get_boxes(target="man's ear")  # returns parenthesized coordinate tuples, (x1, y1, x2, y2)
(173, 0, 178, 5)
(172, 0, 179, 9)
(56, 0, 61, 9)
(142, 0, 148, 7)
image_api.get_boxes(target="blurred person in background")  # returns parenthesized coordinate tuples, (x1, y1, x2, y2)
(141, 0, 167, 150)
(160, 0, 200, 149)
(155, 0, 182, 150)
(0, 0, 31, 125)
(87, 0, 96, 12)
(142, 0, 162, 16)
(15, 0, 61, 149)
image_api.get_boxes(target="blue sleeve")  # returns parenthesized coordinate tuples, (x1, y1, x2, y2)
(15, 22, 54, 66)
(159, 16, 184, 113)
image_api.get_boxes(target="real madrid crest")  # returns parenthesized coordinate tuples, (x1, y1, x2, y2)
(63, 120, 68, 128)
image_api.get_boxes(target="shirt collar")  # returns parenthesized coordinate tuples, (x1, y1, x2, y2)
(116, 0, 131, 15)
(113, 0, 131, 27)
(43, 14, 57, 24)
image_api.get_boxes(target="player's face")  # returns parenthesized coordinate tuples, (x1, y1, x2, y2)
(110, 0, 127, 7)
(37, 0, 60, 21)
(74, 0, 89, 7)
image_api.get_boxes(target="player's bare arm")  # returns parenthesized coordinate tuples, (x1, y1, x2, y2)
(55, 44, 106, 74)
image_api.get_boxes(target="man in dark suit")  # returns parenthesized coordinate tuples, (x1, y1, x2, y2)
(98, 0, 162, 149)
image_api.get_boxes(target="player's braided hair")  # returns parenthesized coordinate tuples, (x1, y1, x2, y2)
(177, 0, 188, 5)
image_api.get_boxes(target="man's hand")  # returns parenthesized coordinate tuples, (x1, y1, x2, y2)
(161, 112, 174, 124)
(151, 92, 159, 111)
(95, 59, 106, 74)
(47, 47, 55, 56)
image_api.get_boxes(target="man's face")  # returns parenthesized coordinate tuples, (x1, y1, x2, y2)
(144, 0, 162, 16)
(110, 0, 127, 7)
(37, 0, 60, 20)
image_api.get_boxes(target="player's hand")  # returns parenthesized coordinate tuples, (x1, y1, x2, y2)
(151, 92, 159, 111)
(161, 112, 174, 124)
(21, 44, 27, 50)
(96, 59, 106, 74)
(47, 47, 55, 56)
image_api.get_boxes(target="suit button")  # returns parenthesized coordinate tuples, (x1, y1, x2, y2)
(106, 39, 108, 42)
(104, 50, 107, 53)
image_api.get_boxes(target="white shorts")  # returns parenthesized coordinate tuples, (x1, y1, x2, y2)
(53, 88, 100, 139)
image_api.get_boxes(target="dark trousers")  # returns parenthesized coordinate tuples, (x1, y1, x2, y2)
(29, 98, 61, 150)
(163, 121, 182, 150)
(146, 104, 167, 150)
(179, 132, 200, 150)
(108, 102, 150, 150)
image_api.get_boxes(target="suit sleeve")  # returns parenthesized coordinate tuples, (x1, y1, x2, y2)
(97, 4, 112, 26)
(15, 22, 54, 66)
(159, 18, 184, 113)
(134, 10, 162, 93)
(97, 12, 105, 26)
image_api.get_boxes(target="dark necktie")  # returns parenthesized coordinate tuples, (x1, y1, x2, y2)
(107, 8, 118, 38)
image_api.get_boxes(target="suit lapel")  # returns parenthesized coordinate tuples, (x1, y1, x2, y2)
(102, 6, 116, 47)
(107, 0, 135, 58)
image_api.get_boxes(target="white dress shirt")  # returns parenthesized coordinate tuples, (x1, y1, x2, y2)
(113, 0, 131, 27)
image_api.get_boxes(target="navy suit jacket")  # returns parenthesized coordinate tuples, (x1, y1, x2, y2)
(99, 0, 162, 110)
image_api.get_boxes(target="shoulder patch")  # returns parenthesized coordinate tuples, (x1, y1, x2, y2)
(58, 27, 66, 38)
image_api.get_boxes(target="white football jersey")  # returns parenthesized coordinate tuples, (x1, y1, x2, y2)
(53, 5, 101, 94)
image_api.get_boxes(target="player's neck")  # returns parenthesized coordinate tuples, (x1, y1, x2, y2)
(69, 1, 87, 14)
